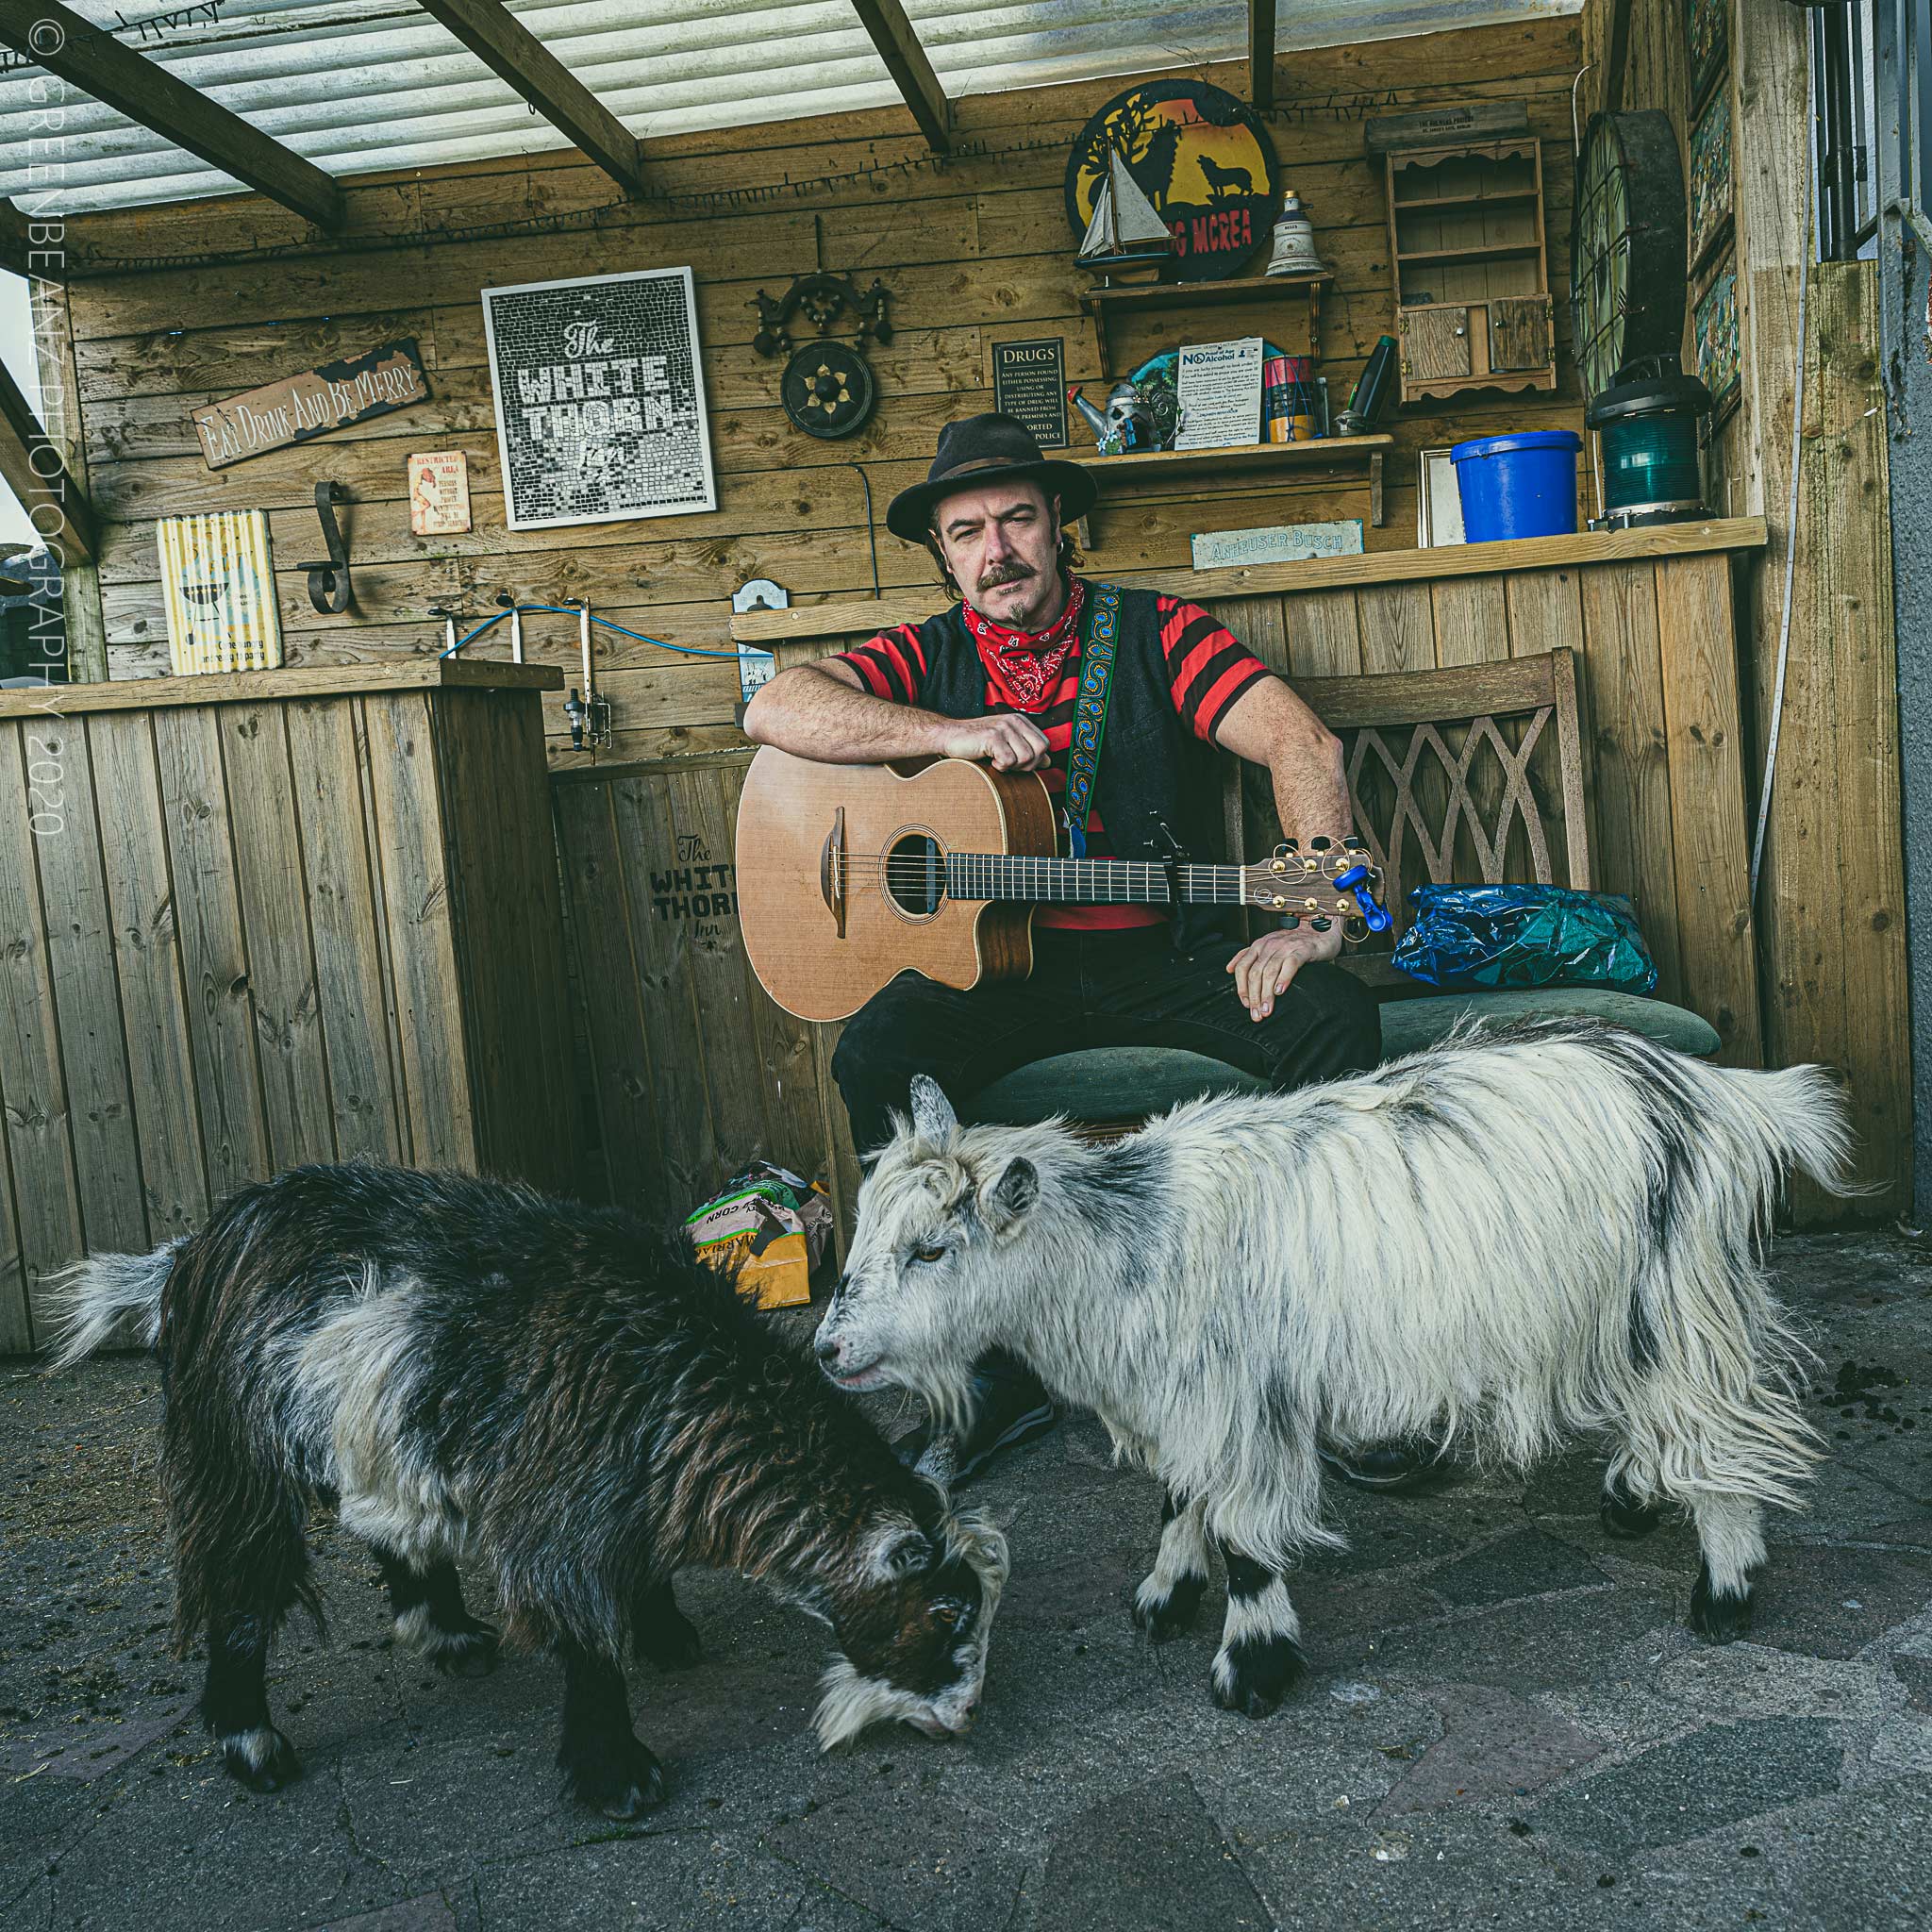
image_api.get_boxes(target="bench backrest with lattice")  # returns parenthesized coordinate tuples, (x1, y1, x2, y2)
(1226, 649, 1593, 988)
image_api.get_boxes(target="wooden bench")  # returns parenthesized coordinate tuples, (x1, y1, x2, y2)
(964, 646, 1719, 1126)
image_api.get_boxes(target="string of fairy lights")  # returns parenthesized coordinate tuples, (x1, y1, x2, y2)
(42, 88, 1424, 277)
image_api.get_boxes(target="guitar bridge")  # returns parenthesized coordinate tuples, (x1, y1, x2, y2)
(819, 806, 847, 940)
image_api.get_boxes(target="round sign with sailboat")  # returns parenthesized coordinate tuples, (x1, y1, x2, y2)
(1065, 80, 1280, 284)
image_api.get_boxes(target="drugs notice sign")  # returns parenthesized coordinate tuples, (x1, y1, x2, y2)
(481, 267, 717, 531)
(192, 340, 429, 471)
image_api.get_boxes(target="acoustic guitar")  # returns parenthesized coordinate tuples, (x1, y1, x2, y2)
(735, 746, 1389, 1022)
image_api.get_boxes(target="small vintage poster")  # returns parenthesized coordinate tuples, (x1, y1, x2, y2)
(992, 338, 1069, 449)
(157, 509, 284, 675)
(192, 341, 429, 471)
(481, 267, 716, 532)
(408, 450, 472, 536)
(1174, 336, 1264, 451)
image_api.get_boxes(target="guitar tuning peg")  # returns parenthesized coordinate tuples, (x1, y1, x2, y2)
(1310, 916, 1333, 932)
(1344, 915, 1367, 941)
(1284, 838, 1300, 851)
(1342, 835, 1366, 851)
(1310, 836, 1331, 852)
(1282, 913, 1301, 929)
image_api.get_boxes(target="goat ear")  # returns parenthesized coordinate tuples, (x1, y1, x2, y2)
(909, 1075, 958, 1145)
(881, 1528, 935, 1579)
(988, 1156, 1038, 1224)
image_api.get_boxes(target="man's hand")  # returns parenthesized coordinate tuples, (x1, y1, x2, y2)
(1226, 923, 1345, 1021)
(935, 712, 1052, 772)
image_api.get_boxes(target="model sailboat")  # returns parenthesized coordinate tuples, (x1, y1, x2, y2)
(1077, 144, 1174, 282)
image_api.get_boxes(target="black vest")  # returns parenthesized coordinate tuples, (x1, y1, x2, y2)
(912, 583, 1234, 952)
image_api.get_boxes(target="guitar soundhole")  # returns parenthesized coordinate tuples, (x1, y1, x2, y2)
(883, 831, 946, 920)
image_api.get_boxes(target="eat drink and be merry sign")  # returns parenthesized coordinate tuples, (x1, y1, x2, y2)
(192, 340, 430, 470)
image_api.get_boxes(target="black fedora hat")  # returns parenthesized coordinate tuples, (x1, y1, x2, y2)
(885, 411, 1098, 542)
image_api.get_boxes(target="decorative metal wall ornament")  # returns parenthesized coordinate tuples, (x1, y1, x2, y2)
(301, 482, 354, 614)
(752, 273, 891, 440)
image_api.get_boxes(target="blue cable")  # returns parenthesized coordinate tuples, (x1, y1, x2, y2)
(440, 602, 757, 662)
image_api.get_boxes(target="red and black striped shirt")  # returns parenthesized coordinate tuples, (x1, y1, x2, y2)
(832, 589, 1270, 930)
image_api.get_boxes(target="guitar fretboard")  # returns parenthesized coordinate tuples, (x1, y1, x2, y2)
(942, 854, 1248, 905)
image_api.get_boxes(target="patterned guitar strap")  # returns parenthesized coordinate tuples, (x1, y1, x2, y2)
(1062, 582, 1122, 860)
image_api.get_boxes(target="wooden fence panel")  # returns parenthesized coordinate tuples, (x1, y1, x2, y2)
(90, 708, 210, 1241)
(0, 724, 82, 1350)
(222, 703, 338, 1169)
(1577, 562, 1686, 1006)
(1653, 557, 1761, 1065)
(152, 707, 273, 1203)
(33, 721, 148, 1258)
(284, 696, 407, 1164)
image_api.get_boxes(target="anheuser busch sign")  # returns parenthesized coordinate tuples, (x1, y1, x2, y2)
(192, 340, 430, 470)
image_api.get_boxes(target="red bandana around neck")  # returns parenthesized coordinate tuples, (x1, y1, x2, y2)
(960, 576, 1087, 714)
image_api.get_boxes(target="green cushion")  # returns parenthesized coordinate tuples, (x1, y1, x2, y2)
(960, 988, 1721, 1126)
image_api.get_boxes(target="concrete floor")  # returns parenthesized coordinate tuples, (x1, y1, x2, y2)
(2, 1230, 1929, 1932)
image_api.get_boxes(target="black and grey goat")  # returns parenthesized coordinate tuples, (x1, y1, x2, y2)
(814, 1021, 1851, 1720)
(47, 1163, 1008, 1816)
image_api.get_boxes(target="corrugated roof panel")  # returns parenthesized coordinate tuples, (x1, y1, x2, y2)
(0, 1, 1579, 215)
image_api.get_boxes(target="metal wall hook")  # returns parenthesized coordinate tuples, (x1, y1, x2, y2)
(301, 482, 354, 614)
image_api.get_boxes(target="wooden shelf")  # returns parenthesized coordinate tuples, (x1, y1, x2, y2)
(1077, 271, 1333, 315)
(1068, 434, 1395, 535)
(1396, 241, 1543, 265)
(1391, 190, 1541, 213)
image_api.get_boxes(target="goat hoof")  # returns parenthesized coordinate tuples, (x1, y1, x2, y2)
(1600, 1477, 1661, 1541)
(1131, 1574, 1207, 1643)
(637, 1612, 704, 1671)
(1690, 1566, 1754, 1643)
(432, 1626, 501, 1678)
(1210, 1637, 1307, 1719)
(561, 1737, 667, 1820)
(221, 1724, 304, 1793)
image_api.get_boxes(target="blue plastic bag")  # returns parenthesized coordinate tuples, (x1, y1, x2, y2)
(1391, 883, 1658, 994)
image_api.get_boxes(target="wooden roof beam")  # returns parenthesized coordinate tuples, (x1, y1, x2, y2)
(0, 355, 96, 565)
(416, 0, 649, 197)
(0, 1, 344, 231)
(1250, 0, 1277, 110)
(850, 0, 951, 154)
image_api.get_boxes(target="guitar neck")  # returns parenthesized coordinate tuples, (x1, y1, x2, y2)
(945, 853, 1246, 906)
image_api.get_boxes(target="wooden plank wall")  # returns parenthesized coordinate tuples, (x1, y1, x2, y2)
(0, 685, 578, 1348)
(1579, 0, 1913, 1213)
(559, 545, 1763, 1245)
(56, 17, 1588, 771)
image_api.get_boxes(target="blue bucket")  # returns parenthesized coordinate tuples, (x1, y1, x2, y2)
(1451, 430, 1582, 542)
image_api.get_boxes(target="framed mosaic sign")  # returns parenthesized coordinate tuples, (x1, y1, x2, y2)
(1693, 265, 1740, 424)
(1684, 0, 1728, 112)
(1688, 90, 1734, 272)
(481, 267, 716, 531)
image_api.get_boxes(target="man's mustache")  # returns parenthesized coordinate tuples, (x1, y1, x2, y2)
(977, 561, 1036, 591)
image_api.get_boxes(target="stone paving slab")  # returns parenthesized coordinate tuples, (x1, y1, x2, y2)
(3, 1230, 1929, 1930)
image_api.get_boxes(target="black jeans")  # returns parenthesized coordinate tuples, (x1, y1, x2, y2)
(832, 924, 1383, 1160)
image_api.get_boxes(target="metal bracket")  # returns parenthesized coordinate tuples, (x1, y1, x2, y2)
(300, 482, 353, 614)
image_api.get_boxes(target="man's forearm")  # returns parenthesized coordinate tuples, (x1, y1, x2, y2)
(1267, 730, 1353, 849)
(742, 663, 951, 763)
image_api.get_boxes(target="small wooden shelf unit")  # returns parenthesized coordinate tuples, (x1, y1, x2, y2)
(1382, 133, 1557, 404)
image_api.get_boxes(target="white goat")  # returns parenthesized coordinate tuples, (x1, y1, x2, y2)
(813, 1020, 1852, 1718)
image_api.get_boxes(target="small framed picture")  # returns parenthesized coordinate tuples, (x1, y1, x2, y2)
(1418, 448, 1465, 547)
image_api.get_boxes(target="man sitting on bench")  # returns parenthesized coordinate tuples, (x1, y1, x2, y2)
(747, 414, 1432, 1491)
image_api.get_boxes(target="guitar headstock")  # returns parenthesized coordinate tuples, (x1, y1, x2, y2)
(1241, 836, 1392, 941)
